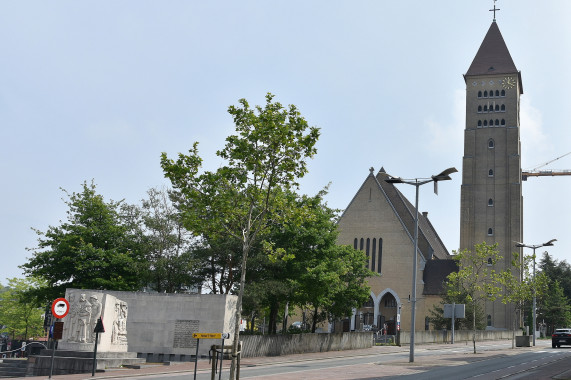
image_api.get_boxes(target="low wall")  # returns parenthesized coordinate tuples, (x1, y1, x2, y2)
(398, 329, 521, 345)
(240, 332, 372, 358)
(62, 289, 237, 358)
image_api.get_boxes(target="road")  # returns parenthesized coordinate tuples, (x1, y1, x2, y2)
(99, 340, 571, 380)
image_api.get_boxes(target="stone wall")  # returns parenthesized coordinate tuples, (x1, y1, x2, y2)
(240, 332, 373, 358)
(398, 329, 521, 344)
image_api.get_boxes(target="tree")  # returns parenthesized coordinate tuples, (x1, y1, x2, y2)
(21, 181, 143, 301)
(539, 252, 571, 300)
(429, 290, 484, 331)
(0, 278, 46, 340)
(540, 280, 571, 334)
(499, 252, 548, 348)
(124, 187, 201, 293)
(160, 93, 319, 379)
(245, 189, 373, 334)
(446, 242, 503, 354)
(192, 236, 243, 295)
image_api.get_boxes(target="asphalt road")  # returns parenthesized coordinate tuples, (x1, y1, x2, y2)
(103, 340, 571, 380)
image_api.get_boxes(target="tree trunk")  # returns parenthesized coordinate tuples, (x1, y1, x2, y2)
(268, 302, 279, 335)
(311, 306, 318, 333)
(229, 240, 249, 380)
(472, 301, 476, 354)
(512, 314, 516, 349)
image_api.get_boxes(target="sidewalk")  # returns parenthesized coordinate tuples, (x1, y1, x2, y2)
(7, 339, 553, 380)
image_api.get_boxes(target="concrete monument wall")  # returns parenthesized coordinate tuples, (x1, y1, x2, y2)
(59, 289, 237, 359)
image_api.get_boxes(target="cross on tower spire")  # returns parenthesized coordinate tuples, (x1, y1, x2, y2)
(490, 0, 500, 22)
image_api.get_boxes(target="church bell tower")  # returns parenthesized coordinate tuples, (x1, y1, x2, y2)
(460, 21, 523, 329)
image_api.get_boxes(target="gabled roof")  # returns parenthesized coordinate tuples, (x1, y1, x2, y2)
(465, 22, 518, 77)
(423, 259, 458, 295)
(373, 168, 450, 261)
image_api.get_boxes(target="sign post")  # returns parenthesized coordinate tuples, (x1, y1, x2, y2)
(191, 333, 230, 380)
(444, 303, 465, 344)
(49, 298, 70, 379)
(92, 317, 105, 377)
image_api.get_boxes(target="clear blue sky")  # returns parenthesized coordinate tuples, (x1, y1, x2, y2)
(2, 1, 571, 283)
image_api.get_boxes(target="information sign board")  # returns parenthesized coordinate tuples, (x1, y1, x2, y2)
(192, 332, 230, 339)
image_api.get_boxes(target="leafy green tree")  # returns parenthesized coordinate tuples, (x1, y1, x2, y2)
(499, 252, 548, 348)
(124, 188, 201, 293)
(21, 181, 143, 300)
(243, 246, 290, 334)
(538, 280, 571, 335)
(0, 278, 46, 340)
(243, 190, 373, 334)
(539, 252, 571, 300)
(447, 242, 503, 354)
(429, 291, 484, 331)
(192, 236, 243, 295)
(161, 93, 319, 379)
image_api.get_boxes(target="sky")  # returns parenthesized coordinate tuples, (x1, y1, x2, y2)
(2, 1, 571, 284)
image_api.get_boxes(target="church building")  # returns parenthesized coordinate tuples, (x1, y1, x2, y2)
(337, 167, 456, 333)
(337, 19, 523, 332)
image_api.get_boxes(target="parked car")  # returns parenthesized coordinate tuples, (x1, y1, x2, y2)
(552, 328, 571, 348)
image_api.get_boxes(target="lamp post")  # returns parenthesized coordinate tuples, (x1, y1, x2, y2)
(385, 167, 457, 363)
(515, 239, 556, 346)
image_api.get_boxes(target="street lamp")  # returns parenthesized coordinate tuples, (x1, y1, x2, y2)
(514, 239, 556, 346)
(386, 167, 457, 363)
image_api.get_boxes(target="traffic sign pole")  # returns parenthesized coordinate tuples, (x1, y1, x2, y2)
(49, 297, 70, 379)
(219, 338, 224, 380)
(193, 339, 199, 380)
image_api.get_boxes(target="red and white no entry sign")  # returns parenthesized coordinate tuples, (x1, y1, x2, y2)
(51, 297, 70, 319)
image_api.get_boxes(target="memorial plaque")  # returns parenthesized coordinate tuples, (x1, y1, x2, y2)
(173, 320, 199, 349)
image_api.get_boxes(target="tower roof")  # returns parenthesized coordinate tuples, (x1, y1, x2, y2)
(466, 22, 518, 76)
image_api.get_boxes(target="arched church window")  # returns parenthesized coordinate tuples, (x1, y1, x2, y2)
(489, 119, 494, 126)
(425, 317, 430, 331)
(483, 105, 488, 112)
(487, 315, 492, 326)
(487, 257, 493, 265)
(501, 104, 505, 112)
(488, 169, 494, 177)
(363, 297, 374, 308)
(495, 90, 500, 97)
(378, 238, 383, 274)
(478, 105, 482, 113)
(372, 238, 376, 272)
(366, 238, 370, 269)
(501, 119, 506, 125)
(483, 120, 488, 127)
(478, 91, 482, 98)
(488, 139, 494, 148)
(360, 238, 364, 251)
(501, 89, 506, 96)
(484, 90, 488, 97)
(385, 298, 397, 307)
(495, 119, 500, 126)
(495, 104, 499, 112)
(488, 198, 494, 206)
(478, 120, 482, 127)
(354, 238, 358, 250)
(488, 227, 493, 236)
